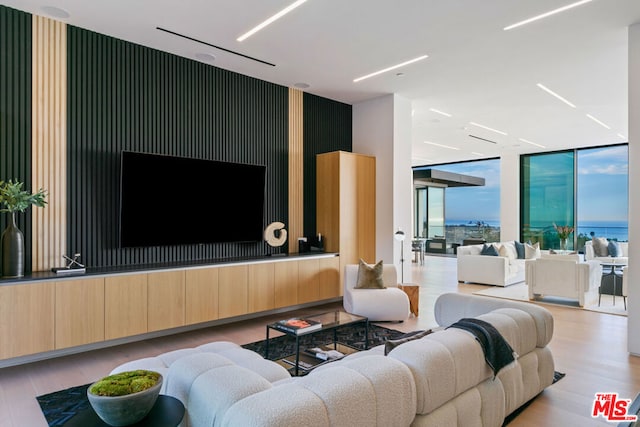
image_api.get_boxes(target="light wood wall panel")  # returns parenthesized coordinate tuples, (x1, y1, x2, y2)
(288, 88, 304, 252)
(31, 15, 66, 271)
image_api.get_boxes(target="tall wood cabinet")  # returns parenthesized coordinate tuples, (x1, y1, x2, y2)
(317, 151, 376, 289)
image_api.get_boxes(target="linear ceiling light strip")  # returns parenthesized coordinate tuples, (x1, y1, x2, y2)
(536, 83, 576, 108)
(504, 0, 594, 30)
(354, 55, 428, 82)
(156, 27, 275, 66)
(469, 122, 508, 135)
(237, 0, 308, 42)
(468, 134, 498, 144)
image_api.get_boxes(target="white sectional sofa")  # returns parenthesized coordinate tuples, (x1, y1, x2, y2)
(110, 293, 555, 427)
(457, 241, 535, 286)
(584, 239, 629, 264)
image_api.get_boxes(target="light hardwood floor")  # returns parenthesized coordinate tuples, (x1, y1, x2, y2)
(1, 255, 638, 426)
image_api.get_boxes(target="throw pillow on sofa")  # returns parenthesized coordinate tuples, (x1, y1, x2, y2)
(514, 241, 525, 259)
(592, 237, 609, 257)
(355, 259, 386, 289)
(608, 241, 622, 257)
(480, 243, 499, 256)
(524, 242, 540, 259)
(384, 329, 433, 355)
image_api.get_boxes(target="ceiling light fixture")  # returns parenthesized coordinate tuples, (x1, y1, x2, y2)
(237, 0, 308, 42)
(429, 108, 452, 117)
(469, 134, 498, 144)
(423, 141, 460, 150)
(503, 0, 593, 31)
(353, 55, 428, 83)
(469, 122, 508, 136)
(586, 114, 611, 129)
(536, 83, 576, 108)
(518, 138, 546, 148)
(472, 152, 485, 156)
(195, 53, 216, 62)
(293, 82, 310, 89)
(41, 5, 70, 19)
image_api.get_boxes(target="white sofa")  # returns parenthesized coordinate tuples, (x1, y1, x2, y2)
(343, 263, 410, 321)
(110, 293, 555, 427)
(525, 254, 602, 307)
(457, 241, 532, 286)
(584, 240, 628, 264)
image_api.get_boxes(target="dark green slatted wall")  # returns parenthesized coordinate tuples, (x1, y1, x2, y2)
(67, 26, 289, 267)
(0, 6, 32, 273)
(303, 93, 352, 238)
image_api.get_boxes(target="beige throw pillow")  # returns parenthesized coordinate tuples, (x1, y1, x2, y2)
(355, 259, 386, 289)
(524, 242, 540, 259)
(592, 237, 609, 257)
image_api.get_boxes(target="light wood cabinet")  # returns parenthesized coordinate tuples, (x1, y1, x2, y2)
(104, 274, 148, 340)
(298, 258, 320, 304)
(274, 260, 298, 308)
(55, 278, 105, 349)
(317, 151, 376, 288)
(147, 271, 185, 332)
(248, 263, 275, 312)
(0, 282, 54, 359)
(185, 267, 219, 325)
(218, 265, 248, 318)
(318, 256, 341, 299)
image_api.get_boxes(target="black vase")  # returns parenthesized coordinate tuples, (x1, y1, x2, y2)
(1, 212, 24, 278)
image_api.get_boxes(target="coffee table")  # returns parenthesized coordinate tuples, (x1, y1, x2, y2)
(64, 395, 184, 427)
(265, 310, 369, 375)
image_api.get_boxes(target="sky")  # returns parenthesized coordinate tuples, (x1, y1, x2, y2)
(428, 144, 628, 225)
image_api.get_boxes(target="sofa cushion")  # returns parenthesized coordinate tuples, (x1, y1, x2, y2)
(499, 243, 516, 260)
(592, 237, 609, 257)
(608, 241, 622, 257)
(384, 329, 433, 355)
(355, 259, 386, 289)
(514, 241, 525, 259)
(524, 242, 540, 259)
(481, 243, 499, 256)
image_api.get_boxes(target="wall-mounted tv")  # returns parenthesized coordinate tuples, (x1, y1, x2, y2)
(119, 151, 266, 247)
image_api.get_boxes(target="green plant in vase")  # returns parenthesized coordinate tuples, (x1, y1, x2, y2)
(0, 180, 47, 277)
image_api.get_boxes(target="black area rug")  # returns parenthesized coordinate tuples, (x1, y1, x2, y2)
(502, 371, 566, 426)
(241, 323, 404, 360)
(36, 383, 91, 427)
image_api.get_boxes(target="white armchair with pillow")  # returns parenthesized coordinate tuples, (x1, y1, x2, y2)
(343, 261, 410, 322)
(585, 238, 628, 264)
(526, 254, 602, 307)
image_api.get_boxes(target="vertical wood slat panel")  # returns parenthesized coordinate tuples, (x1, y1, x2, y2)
(288, 88, 304, 253)
(31, 15, 66, 271)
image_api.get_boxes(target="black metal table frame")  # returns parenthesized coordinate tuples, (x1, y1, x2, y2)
(265, 312, 369, 376)
(599, 262, 626, 308)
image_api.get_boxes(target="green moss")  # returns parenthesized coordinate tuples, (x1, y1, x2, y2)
(89, 370, 161, 397)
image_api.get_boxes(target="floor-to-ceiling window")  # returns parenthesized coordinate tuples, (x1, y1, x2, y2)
(521, 144, 628, 250)
(414, 186, 444, 238)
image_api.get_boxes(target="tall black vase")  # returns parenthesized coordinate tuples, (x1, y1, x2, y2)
(1, 212, 24, 278)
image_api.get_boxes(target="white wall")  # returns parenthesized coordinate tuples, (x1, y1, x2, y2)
(353, 94, 413, 283)
(628, 23, 640, 355)
(500, 152, 520, 242)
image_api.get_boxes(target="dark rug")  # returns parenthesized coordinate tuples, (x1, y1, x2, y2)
(241, 323, 404, 360)
(36, 383, 91, 427)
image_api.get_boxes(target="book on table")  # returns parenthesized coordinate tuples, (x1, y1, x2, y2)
(304, 347, 345, 361)
(274, 317, 322, 334)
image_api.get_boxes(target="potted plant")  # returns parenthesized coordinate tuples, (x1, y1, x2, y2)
(0, 180, 47, 277)
(87, 370, 163, 426)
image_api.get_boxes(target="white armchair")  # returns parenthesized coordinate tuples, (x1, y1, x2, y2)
(343, 264, 410, 321)
(525, 255, 602, 307)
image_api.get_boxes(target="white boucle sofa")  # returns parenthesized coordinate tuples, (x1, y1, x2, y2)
(457, 241, 533, 286)
(110, 293, 555, 427)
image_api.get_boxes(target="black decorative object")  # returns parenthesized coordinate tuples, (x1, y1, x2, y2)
(1, 212, 24, 277)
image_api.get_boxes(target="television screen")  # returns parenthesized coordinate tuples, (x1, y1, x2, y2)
(119, 151, 266, 247)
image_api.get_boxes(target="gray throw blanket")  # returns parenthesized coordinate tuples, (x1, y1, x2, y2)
(447, 318, 517, 376)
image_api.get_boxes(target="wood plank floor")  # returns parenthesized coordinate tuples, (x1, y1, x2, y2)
(1, 255, 638, 426)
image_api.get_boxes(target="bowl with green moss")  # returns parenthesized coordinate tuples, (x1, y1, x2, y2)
(87, 370, 162, 426)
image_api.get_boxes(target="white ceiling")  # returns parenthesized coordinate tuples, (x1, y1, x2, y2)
(4, 0, 640, 165)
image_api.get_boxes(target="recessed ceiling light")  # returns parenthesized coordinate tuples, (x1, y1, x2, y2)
(618, 133, 627, 139)
(586, 114, 611, 129)
(503, 0, 593, 31)
(536, 83, 576, 108)
(424, 141, 460, 150)
(195, 53, 216, 62)
(294, 82, 310, 89)
(237, 0, 308, 42)
(429, 108, 452, 117)
(469, 122, 508, 136)
(40, 5, 70, 19)
(353, 55, 428, 83)
(519, 138, 546, 148)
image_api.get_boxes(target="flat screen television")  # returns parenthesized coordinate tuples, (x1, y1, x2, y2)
(119, 151, 266, 247)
